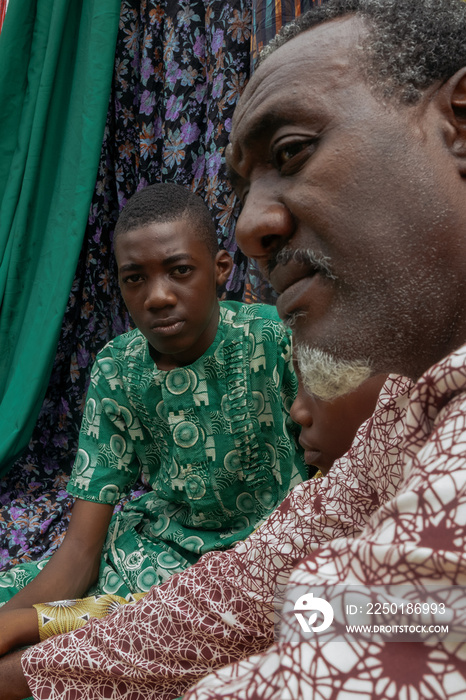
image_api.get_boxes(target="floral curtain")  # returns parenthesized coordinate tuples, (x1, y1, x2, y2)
(0, 0, 252, 569)
(0, 0, 321, 571)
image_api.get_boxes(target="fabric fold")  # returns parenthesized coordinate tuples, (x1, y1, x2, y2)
(0, 0, 121, 474)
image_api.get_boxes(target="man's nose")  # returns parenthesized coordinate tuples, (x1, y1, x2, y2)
(144, 279, 177, 309)
(235, 189, 294, 267)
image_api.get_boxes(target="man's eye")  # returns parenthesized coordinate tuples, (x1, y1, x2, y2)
(273, 141, 317, 174)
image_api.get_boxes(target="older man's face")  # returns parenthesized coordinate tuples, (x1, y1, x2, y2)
(227, 17, 464, 380)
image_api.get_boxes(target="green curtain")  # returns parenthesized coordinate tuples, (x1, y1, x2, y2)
(0, 0, 121, 476)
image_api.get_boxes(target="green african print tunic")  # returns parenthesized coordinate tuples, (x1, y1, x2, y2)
(0, 302, 306, 602)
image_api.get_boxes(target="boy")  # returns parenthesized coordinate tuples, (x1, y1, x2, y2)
(0, 352, 386, 655)
(0, 183, 307, 646)
(290, 357, 387, 476)
(1, 342, 386, 652)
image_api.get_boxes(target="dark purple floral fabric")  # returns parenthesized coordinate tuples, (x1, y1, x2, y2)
(0, 0, 252, 570)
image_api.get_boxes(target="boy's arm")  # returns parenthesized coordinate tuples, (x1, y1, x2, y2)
(0, 498, 113, 611)
(0, 649, 31, 700)
(0, 608, 38, 658)
(0, 499, 113, 656)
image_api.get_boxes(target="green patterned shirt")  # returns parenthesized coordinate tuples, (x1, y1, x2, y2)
(67, 301, 307, 597)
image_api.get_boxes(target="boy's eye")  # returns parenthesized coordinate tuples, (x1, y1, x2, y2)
(272, 139, 318, 175)
(173, 265, 193, 277)
(123, 273, 143, 284)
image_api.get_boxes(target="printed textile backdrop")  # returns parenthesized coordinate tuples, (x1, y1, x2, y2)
(0, 0, 319, 569)
(0, 0, 252, 569)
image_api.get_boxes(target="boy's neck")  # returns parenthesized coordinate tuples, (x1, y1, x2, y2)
(148, 304, 221, 371)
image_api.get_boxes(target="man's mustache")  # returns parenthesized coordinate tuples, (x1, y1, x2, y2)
(267, 248, 337, 280)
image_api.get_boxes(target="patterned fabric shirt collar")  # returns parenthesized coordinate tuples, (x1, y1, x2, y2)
(402, 341, 466, 462)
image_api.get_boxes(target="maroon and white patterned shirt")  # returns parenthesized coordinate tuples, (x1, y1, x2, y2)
(22, 344, 466, 699)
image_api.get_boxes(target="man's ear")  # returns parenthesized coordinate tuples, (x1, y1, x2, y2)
(215, 249, 233, 287)
(437, 67, 466, 175)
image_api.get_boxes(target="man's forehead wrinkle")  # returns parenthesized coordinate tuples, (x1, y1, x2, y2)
(234, 69, 349, 153)
(234, 33, 357, 135)
(242, 14, 362, 106)
(235, 71, 329, 138)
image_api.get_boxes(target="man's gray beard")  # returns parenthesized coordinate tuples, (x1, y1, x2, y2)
(296, 345, 372, 401)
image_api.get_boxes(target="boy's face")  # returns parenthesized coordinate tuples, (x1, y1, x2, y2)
(115, 217, 232, 370)
(290, 358, 386, 475)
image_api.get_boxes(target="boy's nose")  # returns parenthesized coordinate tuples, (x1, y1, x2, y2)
(290, 390, 313, 429)
(144, 279, 177, 310)
(235, 187, 295, 274)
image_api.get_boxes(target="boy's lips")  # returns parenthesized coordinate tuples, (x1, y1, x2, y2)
(299, 437, 321, 466)
(150, 318, 185, 336)
(303, 448, 322, 466)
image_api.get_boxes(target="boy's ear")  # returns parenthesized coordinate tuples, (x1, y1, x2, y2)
(437, 67, 466, 176)
(215, 249, 233, 286)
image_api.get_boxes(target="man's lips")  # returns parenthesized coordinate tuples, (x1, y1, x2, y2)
(304, 449, 322, 466)
(269, 259, 312, 295)
(270, 253, 336, 324)
(275, 274, 317, 322)
(270, 259, 322, 314)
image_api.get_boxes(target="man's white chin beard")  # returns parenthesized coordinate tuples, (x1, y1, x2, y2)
(296, 345, 372, 401)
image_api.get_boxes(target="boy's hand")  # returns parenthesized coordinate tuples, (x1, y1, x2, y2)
(0, 607, 39, 657)
(0, 648, 32, 700)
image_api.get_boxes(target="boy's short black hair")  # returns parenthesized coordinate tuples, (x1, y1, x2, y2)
(114, 183, 219, 258)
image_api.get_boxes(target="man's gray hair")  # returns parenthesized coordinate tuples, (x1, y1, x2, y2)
(259, 0, 466, 105)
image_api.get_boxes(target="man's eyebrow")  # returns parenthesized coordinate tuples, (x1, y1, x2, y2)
(227, 110, 309, 189)
(226, 112, 291, 190)
(241, 111, 297, 150)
